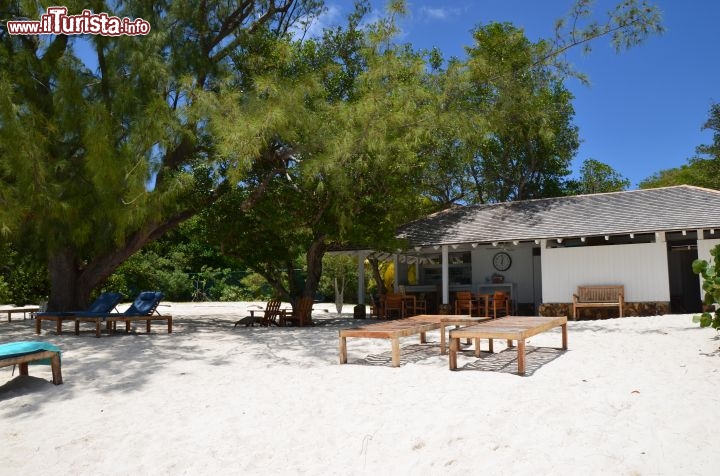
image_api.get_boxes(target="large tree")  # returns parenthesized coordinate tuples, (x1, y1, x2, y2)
(567, 158, 630, 194)
(419, 1, 663, 205)
(204, 3, 434, 320)
(0, 1, 323, 310)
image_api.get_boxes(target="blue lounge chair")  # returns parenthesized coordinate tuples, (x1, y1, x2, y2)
(74, 291, 172, 337)
(35, 292, 123, 335)
(0, 341, 63, 385)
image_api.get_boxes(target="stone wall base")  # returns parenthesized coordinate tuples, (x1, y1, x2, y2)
(539, 302, 670, 320)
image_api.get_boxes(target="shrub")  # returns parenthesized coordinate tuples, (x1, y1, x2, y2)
(692, 244, 720, 329)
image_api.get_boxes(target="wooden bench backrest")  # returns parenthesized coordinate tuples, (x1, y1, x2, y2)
(576, 285, 624, 303)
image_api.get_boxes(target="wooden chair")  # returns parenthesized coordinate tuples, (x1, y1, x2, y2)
(454, 291, 478, 316)
(491, 291, 511, 319)
(474, 293, 490, 317)
(413, 294, 427, 315)
(384, 294, 405, 319)
(258, 299, 284, 326)
(281, 296, 313, 326)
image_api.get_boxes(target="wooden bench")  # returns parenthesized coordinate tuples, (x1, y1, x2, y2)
(339, 314, 473, 367)
(75, 313, 173, 337)
(448, 316, 568, 375)
(572, 285, 624, 320)
(2, 306, 40, 322)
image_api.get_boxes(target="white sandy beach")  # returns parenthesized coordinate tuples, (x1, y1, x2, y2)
(1, 302, 719, 475)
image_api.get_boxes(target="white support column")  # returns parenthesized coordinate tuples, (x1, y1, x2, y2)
(357, 251, 367, 305)
(393, 254, 399, 293)
(442, 245, 449, 304)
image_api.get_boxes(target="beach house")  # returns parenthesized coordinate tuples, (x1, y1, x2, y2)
(354, 185, 720, 318)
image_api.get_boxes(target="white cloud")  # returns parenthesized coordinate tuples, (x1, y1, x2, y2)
(421, 7, 448, 20)
(418, 4, 465, 22)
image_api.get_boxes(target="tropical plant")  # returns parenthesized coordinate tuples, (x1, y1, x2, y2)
(692, 245, 720, 330)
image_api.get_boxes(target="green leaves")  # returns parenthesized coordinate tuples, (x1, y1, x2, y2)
(692, 248, 720, 330)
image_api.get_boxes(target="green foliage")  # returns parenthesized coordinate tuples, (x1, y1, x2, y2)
(0, 276, 11, 303)
(692, 245, 720, 330)
(319, 255, 359, 306)
(0, 0, 663, 311)
(641, 103, 720, 190)
(419, 2, 662, 205)
(567, 158, 630, 194)
(0, 1, 325, 309)
(205, 4, 436, 303)
(0, 242, 48, 305)
(102, 217, 261, 301)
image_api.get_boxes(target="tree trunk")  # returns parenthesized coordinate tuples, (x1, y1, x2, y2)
(368, 257, 387, 296)
(294, 236, 326, 326)
(47, 249, 86, 311)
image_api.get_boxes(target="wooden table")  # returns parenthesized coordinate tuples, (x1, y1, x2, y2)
(2, 306, 39, 322)
(339, 314, 463, 367)
(448, 316, 568, 375)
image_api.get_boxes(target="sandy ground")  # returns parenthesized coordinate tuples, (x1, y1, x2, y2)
(1, 301, 719, 475)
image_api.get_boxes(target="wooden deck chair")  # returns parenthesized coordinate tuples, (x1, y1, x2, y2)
(35, 291, 123, 335)
(258, 299, 284, 326)
(384, 294, 405, 319)
(491, 291, 511, 319)
(413, 294, 427, 315)
(75, 291, 172, 337)
(281, 296, 314, 327)
(454, 291, 478, 316)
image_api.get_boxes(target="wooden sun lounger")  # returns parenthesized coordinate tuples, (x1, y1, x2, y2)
(75, 313, 173, 337)
(2, 306, 40, 322)
(448, 316, 568, 375)
(0, 350, 63, 385)
(339, 314, 481, 367)
(36, 313, 75, 335)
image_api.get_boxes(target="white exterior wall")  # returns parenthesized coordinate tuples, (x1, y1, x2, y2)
(697, 238, 720, 263)
(541, 242, 670, 303)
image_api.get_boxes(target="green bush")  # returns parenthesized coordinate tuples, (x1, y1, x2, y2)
(692, 244, 720, 329)
(0, 276, 10, 303)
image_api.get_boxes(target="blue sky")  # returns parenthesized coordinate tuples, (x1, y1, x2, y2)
(317, 0, 720, 188)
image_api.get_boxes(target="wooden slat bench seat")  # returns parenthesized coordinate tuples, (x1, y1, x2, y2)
(36, 313, 76, 335)
(2, 306, 40, 322)
(339, 314, 470, 367)
(75, 313, 173, 337)
(572, 285, 624, 320)
(448, 316, 567, 375)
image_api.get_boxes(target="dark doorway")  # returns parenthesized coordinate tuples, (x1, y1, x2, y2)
(667, 242, 702, 313)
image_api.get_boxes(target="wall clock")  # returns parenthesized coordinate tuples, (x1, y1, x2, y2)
(492, 252, 512, 271)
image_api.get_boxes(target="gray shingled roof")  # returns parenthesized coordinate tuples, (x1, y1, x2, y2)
(397, 185, 720, 246)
